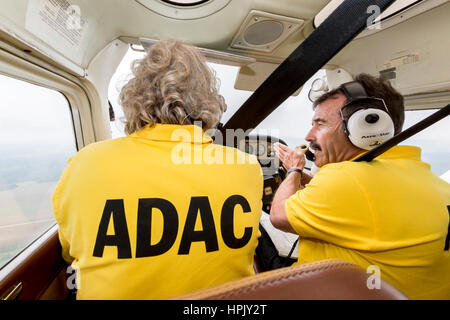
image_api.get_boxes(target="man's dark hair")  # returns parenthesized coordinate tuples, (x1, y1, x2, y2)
(313, 73, 405, 135)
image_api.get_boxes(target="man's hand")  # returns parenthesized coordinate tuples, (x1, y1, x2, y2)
(273, 142, 306, 171)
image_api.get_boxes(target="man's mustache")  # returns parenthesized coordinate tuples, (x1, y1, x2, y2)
(310, 142, 322, 151)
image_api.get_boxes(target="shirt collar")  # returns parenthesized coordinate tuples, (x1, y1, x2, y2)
(130, 123, 213, 145)
(350, 145, 422, 161)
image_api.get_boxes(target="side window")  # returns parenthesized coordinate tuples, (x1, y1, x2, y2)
(401, 109, 450, 177)
(109, 48, 145, 139)
(0, 74, 77, 269)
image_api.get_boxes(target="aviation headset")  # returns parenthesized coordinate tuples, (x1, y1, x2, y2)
(338, 81, 395, 150)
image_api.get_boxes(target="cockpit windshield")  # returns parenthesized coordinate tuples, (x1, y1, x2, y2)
(109, 48, 449, 177)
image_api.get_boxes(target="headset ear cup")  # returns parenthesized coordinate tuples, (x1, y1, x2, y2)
(346, 109, 395, 150)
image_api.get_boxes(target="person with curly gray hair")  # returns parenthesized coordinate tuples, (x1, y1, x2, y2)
(120, 40, 227, 134)
(52, 40, 263, 300)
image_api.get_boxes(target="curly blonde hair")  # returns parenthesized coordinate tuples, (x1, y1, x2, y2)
(119, 40, 227, 135)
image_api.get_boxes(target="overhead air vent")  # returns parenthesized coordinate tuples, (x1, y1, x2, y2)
(230, 10, 304, 53)
(244, 21, 284, 46)
(136, 0, 231, 19)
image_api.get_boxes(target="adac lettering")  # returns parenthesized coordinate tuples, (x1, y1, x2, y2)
(93, 195, 253, 258)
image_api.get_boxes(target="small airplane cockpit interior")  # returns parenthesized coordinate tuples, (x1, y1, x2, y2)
(0, 0, 449, 302)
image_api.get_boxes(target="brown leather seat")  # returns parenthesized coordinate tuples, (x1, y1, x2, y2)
(172, 259, 408, 300)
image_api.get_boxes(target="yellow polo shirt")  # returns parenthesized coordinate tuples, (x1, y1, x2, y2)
(286, 146, 450, 299)
(52, 124, 263, 299)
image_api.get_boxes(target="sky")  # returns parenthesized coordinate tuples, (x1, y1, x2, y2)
(108, 48, 450, 176)
(0, 74, 76, 151)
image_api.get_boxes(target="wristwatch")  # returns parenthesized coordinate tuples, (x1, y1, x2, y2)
(286, 168, 302, 176)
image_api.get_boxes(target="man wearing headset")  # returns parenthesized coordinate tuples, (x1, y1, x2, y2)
(271, 73, 450, 299)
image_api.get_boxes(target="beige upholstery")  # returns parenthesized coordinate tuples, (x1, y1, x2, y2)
(172, 259, 408, 300)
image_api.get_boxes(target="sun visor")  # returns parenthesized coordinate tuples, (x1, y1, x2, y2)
(235, 62, 301, 96)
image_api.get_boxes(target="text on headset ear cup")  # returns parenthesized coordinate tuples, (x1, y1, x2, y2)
(346, 108, 395, 150)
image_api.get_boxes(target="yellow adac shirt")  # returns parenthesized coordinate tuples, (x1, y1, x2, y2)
(52, 124, 263, 300)
(286, 146, 450, 300)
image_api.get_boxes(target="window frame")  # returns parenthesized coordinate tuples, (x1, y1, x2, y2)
(0, 43, 92, 276)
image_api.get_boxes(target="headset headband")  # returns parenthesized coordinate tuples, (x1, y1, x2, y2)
(339, 81, 370, 103)
(338, 81, 391, 116)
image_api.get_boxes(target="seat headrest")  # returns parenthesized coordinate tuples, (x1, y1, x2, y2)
(171, 259, 408, 300)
